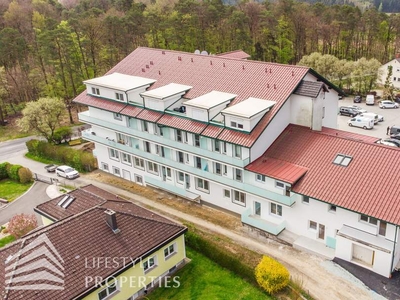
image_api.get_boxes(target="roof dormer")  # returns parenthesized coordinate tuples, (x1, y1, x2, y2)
(184, 91, 237, 123)
(83, 72, 156, 105)
(221, 97, 276, 132)
(140, 83, 192, 112)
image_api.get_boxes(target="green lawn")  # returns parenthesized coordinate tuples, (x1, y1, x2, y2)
(0, 235, 15, 248)
(0, 179, 33, 202)
(147, 248, 271, 300)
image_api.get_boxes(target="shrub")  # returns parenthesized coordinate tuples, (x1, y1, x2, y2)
(7, 214, 38, 239)
(52, 126, 72, 144)
(255, 255, 290, 294)
(0, 162, 10, 180)
(18, 167, 33, 183)
(7, 164, 22, 182)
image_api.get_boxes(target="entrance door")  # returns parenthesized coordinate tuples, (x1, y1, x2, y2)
(318, 224, 325, 240)
(122, 169, 131, 181)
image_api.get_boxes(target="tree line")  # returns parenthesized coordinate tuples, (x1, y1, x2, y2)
(1, 0, 400, 125)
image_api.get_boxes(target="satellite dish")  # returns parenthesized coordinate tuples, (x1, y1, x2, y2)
(200, 50, 208, 56)
(194, 49, 200, 55)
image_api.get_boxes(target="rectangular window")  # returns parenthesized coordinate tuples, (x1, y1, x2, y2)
(112, 167, 121, 177)
(194, 134, 200, 147)
(177, 151, 184, 163)
(147, 162, 159, 174)
(121, 153, 131, 165)
(303, 196, 309, 204)
(109, 149, 119, 161)
(256, 174, 265, 182)
(144, 141, 151, 153)
(101, 163, 109, 172)
(233, 190, 246, 206)
(91, 87, 100, 95)
(164, 243, 176, 259)
(255, 201, 261, 216)
(155, 125, 163, 136)
(156, 145, 165, 157)
(270, 203, 282, 216)
(177, 172, 185, 184)
(134, 157, 144, 169)
(116, 133, 129, 146)
(183, 132, 188, 143)
(234, 145, 241, 158)
(275, 181, 285, 189)
(360, 214, 378, 225)
(195, 157, 201, 169)
(166, 167, 172, 178)
(379, 221, 387, 236)
(185, 153, 189, 163)
(223, 189, 230, 198)
(214, 162, 222, 175)
(309, 220, 317, 230)
(98, 281, 117, 300)
(113, 113, 122, 120)
(231, 121, 237, 127)
(223, 165, 228, 175)
(235, 169, 242, 182)
(329, 205, 336, 213)
(214, 140, 220, 152)
(222, 142, 227, 154)
(115, 92, 124, 101)
(238, 124, 244, 129)
(176, 130, 182, 142)
(195, 178, 209, 192)
(142, 121, 148, 132)
(143, 256, 157, 272)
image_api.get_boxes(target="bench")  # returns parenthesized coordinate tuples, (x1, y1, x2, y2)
(68, 138, 82, 146)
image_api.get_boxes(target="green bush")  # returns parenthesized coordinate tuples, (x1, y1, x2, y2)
(7, 165, 22, 182)
(185, 229, 256, 285)
(52, 126, 72, 144)
(0, 162, 10, 180)
(18, 167, 33, 184)
(255, 256, 290, 295)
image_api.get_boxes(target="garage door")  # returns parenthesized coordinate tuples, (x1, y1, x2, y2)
(352, 244, 374, 266)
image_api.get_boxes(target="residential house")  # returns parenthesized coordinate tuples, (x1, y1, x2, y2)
(0, 185, 187, 299)
(73, 47, 400, 278)
(378, 53, 400, 89)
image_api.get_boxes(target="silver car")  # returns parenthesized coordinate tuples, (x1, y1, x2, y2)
(56, 165, 80, 179)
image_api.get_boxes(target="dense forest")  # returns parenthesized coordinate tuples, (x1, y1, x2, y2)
(1, 0, 400, 124)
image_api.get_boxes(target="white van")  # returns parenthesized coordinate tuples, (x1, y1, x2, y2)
(366, 95, 375, 105)
(358, 112, 379, 124)
(347, 117, 374, 129)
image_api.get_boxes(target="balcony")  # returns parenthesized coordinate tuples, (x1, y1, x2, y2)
(241, 208, 286, 235)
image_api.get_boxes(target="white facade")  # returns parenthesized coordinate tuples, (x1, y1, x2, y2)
(378, 58, 400, 89)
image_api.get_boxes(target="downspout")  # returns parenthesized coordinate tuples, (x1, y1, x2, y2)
(390, 225, 398, 277)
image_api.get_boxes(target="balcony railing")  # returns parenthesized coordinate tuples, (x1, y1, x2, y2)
(241, 208, 286, 235)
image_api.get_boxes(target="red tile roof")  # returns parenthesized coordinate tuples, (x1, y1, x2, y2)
(3, 189, 186, 299)
(136, 109, 163, 122)
(119, 105, 143, 117)
(246, 157, 308, 184)
(74, 93, 126, 113)
(216, 50, 251, 59)
(157, 114, 207, 134)
(255, 124, 400, 224)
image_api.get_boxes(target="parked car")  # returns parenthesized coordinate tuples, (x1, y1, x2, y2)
(390, 125, 400, 136)
(376, 140, 398, 147)
(353, 95, 362, 103)
(358, 112, 379, 124)
(56, 165, 80, 179)
(383, 139, 400, 147)
(339, 106, 359, 117)
(379, 100, 399, 109)
(347, 117, 374, 129)
(390, 133, 400, 140)
(351, 105, 367, 113)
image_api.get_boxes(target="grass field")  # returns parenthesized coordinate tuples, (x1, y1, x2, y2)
(0, 179, 33, 202)
(0, 235, 15, 248)
(147, 248, 270, 300)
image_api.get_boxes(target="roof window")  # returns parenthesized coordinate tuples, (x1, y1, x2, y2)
(333, 154, 352, 167)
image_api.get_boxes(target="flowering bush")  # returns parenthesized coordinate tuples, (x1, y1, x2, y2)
(7, 214, 38, 239)
(255, 255, 290, 294)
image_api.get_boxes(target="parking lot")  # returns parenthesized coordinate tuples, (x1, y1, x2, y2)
(337, 97, 400, 140)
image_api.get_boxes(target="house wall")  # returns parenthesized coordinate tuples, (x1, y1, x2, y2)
(83, 234, 186, 300)
(143, 94, 182, 112)
(290, 95, 312, 127)
(322, 89, 338, 129)
(378, 60, 400, 89)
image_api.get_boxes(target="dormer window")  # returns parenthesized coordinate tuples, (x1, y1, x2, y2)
(115, 92, 124, 101)
(91, 87, 100, 95)
(231, 121, 243, 129)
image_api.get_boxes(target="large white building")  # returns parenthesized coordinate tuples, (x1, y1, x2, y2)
(74, 47, 400, 278)
(378, 54, 400, 89)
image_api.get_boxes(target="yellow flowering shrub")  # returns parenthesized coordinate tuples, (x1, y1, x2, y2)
(255, 255, 290, 294)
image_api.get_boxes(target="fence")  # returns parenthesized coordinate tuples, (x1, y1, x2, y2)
(33, 173, 59, 185)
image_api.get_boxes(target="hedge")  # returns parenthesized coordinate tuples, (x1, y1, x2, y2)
(25, 139, 97, 172)
(0, 162, 9, 180)
(0, 162, 32, 184)
(7, 165, 22, 182)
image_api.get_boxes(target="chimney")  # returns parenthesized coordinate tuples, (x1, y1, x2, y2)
(105, 209, 120, 233)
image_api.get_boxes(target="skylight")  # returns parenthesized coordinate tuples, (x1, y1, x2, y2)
(57, 195, 75, 208)
(333, 154, 352, 167)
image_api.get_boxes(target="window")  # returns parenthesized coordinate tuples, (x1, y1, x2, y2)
(214, 140, 220, 152)
(91, 87, 100, 95)
(142, 121, 148, 132)
(156, 145, 165, 157)
(176, 130, 182, 142)
(270, 203, 282, 216)
(214, 162, 222, 175)
(309, 220, 317, 230)
(195, 178, 209, 192)
(255, 202, 261, 216)
(147, 162, 159, 174)
(177, 172, 185, 184)
(195, 157, 201, 169)
(134, 174, 143, 184)
(143, 256, 157, 272)
(256, 174, 265, 182)
(333, 154, 352, 167)
(155, 125, 163, 136)
(98, 281, 117, 300)
(164, 243, 176, 259)
(329, 205, 336, 213)
(144, 141, 151, 153)
(231, 121, 244, 129)
(379, 221, 387, 236)
(121, 153, 131, 165)
(238, 124, 244, 129)
(116, 133, 129, 145)
(134, 157, 144, 169)
(233, 190, 246, 206)
(166, 167, 172, 178)
(177, 151, 184, 163)
(231, 121, 237, 127)
(115, 92, 124, 101)
(360, 214, 378, 225)
(223, 189, 230, 198)
(234, 145, 241, 158)
(113, 113, 122, 120)
(223, 165, 228, 175)
(112, 167, 121, 176)
(101, 163, 109, 172)
(183, 132, 188, 143)
(275, 181, 285, 189)
(303, 196, 309, 204)
(185, 153, 189, 163)
(235, 169, 242, 182)
(222, 142, 227, 154)
(194, 134, 200, 147)
(109, 149, 119, 161)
